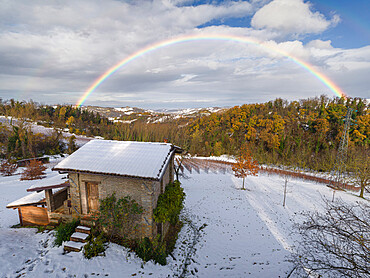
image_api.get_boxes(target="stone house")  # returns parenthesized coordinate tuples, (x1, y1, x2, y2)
(53, 140, 182, 239)
(8, 140, 181, 240)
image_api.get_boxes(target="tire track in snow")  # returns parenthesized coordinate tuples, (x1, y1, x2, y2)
(235, 175, 295, 252)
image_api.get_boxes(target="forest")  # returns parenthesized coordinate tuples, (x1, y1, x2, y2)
(0, 95, 368, 173)
(185, 96, 369, 172)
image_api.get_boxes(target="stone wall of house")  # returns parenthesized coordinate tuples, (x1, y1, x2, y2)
(68, 172, 82, 216)
(66, 153, 175, 239)
(162, 163, 170, 193)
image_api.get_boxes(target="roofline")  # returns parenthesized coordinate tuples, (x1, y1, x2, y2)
(7, 187, 68, 209)
(172, 145, 183, 154)
(52, 168, 161, 181)
(158, 149, 176, 181)
(27, 181, 70, 192)
(16, 156, 49, 162)
(6, 200, 46, 209)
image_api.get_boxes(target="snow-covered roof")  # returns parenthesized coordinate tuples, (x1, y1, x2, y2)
(27, 173, 69, 192)
(53, 140, 179, 180)
(6, 188, 64, 208)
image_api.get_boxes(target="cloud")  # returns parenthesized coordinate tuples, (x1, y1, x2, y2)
(0, 0, 256, 74)
(251, 0, 340, 36)
(306, 39, 333, 49)
(0, 0, 368, 108)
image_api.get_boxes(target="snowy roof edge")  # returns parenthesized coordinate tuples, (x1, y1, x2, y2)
(53, 168, 161, 180)
(27, 181, 70, 192)
(6, 195, 46, 208)
(6, 187, 65, 208)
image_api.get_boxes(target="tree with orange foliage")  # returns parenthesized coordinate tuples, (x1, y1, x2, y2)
(20, 159, 47, 180)
(232, 144, 259, 190)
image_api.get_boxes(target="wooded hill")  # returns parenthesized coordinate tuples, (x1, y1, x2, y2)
(185, 96, 369, 172)
(0, 96, 368, 172)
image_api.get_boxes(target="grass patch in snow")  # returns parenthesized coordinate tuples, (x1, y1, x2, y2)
(10, 224, 54, 233)
(83, 233, 108, 259)
(54, 218, 79, 246)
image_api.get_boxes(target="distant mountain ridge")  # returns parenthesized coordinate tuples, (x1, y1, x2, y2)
(81, 105, 229, 124)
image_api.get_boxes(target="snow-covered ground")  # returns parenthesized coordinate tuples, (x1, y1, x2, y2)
(0, 160, 366, 277)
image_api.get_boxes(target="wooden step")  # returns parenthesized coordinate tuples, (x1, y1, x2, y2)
(70, 232, 89, 243)
(75, 225, 91, 234)
(64, 241, 85, 252)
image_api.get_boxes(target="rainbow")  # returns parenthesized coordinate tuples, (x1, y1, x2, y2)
(76, 34, 346, 107)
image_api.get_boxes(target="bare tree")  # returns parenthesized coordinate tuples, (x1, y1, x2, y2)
(348, 148, 370, 198)
(293, 199, 370, 278)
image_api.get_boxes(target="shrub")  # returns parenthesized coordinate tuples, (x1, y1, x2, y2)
(136, 236, 167, 265)
(0, 160, 18, 176)
(20, 159, 46, 180)
(163, 221, 183, 255)
(54, 219, 79, 247)
(97, 194, 143, 241)
(83, 233, 107, 259)
(153, 181, 185, 225)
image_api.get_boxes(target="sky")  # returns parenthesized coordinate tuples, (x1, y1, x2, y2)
(0, 0, 369, 109)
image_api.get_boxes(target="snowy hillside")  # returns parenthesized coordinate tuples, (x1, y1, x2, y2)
(0, 160, 366, 277)
(0, 116, 93, 147)
(80, 105, 229, 124)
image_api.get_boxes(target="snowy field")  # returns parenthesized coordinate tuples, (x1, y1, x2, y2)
(0, 161, 366, 278)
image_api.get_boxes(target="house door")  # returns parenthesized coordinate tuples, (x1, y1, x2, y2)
(86, 182, 99, 213)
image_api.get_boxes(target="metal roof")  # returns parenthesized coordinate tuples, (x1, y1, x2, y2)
(53, 140, 176, 180)
(27, 173, 69, 192)
(6, 188, 65, 208)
